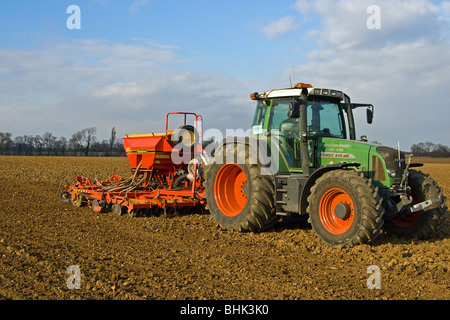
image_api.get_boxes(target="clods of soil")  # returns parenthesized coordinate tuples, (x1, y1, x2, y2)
(0, 156, 448, 300)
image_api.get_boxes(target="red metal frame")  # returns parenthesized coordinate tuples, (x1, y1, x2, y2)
(61, 112, 206, 215)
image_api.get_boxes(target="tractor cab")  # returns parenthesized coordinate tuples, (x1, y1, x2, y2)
(250, 83, 374, 174)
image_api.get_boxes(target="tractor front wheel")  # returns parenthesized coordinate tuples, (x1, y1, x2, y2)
(307, 170, 384, 246)
(384, 170, 447, 239)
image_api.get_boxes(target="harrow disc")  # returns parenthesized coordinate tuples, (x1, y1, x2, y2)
(111, 204, 126, 216)
(91, 199, 107, 213)
(71, 194, 87, 207)
(59, 181, 71, 203)
(60, 191, 71, 203)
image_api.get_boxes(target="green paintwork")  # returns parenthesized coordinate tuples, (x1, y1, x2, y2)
(250, 97, 402, 189)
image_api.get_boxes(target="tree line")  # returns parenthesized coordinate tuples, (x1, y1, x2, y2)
(1, 130, 449, 158)
(410, 141, 450, 157)
(0, 127, 126, 156)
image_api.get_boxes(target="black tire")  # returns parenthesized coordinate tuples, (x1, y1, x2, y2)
(384, 170, 447, 239)
(206, 143, 277, 232)
(171, 125, 199, 151)
(307, 170, 384, 246)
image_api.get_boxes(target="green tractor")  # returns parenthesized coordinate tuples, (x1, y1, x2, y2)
(205, 82, 447, 246)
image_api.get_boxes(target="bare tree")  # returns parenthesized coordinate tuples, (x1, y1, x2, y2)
(82, 127, 97, 156)
(42, 132, 57, 155)
(55, 136, 68, 156)
(34, 135, 44, 155)
(109, 127, 117, 156)
(23, 135, 35, 155)
(69, 131, 83, 156)
(14, 136, 25, 155)
(0, 132, 13, 155)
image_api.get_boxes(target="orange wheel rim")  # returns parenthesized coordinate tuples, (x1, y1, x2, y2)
(214, 163, 248, 217)
(319, 188, 354, 235)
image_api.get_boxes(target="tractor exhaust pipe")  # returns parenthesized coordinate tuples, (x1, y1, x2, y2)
(300, 87, 310, 176)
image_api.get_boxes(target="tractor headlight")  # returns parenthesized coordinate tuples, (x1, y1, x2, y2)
(386, 168, 397, 178)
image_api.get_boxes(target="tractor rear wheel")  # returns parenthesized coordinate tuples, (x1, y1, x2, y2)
(384, 170, 447, 239)
(307, 170, 384, 246)
(206, 143, 277, 232)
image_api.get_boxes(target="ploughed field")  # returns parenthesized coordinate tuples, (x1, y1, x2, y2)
(0, 156, 448, 300)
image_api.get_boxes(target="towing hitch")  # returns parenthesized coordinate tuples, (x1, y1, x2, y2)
(391, 193, 442, 219)
(390, 154, 442, 217)
(383, 188, 443, 219)
(409, 193, 441, 213)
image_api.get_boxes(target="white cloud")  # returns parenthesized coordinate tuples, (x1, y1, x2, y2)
(261, 16, 298, 40)
(0, 39, 255, 141)
(295, 0, 444, 50)
(288, 0, 450, 148)
(94, 81, 153, 99)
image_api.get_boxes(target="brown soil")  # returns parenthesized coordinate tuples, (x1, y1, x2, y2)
(0, 156, 448, 300)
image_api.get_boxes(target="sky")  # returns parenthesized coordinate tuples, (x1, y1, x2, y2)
(1, 0, 450, 150)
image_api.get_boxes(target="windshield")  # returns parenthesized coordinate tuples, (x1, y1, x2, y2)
(252, 98, 345, 139)
(306, 99, 345, 138)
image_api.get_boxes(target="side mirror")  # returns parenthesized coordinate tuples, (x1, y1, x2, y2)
(288, 100, 300, 118)
(366, 107, 373, 124)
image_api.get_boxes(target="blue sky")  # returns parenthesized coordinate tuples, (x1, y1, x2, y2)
(0, 1, 310, 78)
(1, 0, 450, 150)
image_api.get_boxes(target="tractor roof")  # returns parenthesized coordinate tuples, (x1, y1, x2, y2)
(251, 83, 345, 101)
